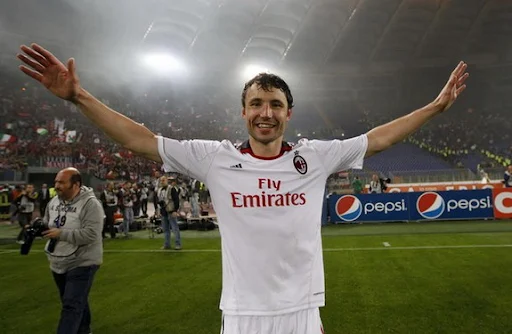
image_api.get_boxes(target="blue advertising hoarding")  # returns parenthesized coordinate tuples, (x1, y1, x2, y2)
(408, 189, 494, 221)
(329, 193, 410, 223)
(329, 189, 494, 223)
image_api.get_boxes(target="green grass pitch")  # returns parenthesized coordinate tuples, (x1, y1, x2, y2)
(1, 220, 511, 333)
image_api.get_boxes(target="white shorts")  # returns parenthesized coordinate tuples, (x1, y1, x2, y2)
(221, 308, 324, 334)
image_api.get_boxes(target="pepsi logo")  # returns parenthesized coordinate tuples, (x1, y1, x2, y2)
(416, 192, 445, 219)
(335, 195, 362, 221)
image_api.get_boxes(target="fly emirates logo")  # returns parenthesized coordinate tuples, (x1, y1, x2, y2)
(230, 178, 307, 208)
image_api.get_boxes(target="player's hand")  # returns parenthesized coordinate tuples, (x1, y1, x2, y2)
(433, 61, 469, 112)
(42, 228, 62, 239)
(17, 43, 81, 102)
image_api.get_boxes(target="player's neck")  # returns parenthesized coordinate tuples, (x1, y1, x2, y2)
(248, 136, 283, 158)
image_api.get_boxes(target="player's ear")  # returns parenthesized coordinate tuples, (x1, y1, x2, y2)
(286, 108, 292, 121)
(242, 108, 247, 119)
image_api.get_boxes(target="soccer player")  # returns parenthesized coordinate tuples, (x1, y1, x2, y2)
(17, 43, 468, 333)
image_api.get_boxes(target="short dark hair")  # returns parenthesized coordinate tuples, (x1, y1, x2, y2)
(70, 172, 82, 187)
(241, 73, 294, 109)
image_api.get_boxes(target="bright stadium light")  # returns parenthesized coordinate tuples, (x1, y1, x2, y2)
(141, 53, 186, 75)
(243, 64, 271, 80)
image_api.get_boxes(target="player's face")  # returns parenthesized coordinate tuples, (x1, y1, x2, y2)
(242, 84, 292, 145)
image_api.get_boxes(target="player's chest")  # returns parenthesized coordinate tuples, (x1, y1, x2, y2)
(209, 151, 325, 194)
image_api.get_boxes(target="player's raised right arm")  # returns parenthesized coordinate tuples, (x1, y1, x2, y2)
(72, 88, 160, 162)
(17, 43, 161, 163)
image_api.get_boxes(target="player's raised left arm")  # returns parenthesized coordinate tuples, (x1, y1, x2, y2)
(365, 61, 469, 158)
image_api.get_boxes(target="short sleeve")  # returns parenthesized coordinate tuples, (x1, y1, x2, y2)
(157, 136, 221, 181)
(310, 134, 368, 175)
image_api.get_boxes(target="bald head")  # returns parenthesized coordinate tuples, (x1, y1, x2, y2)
(59, 168, 82, 186)
(61, 167, 79, 174)
(55, 167, 82, 201)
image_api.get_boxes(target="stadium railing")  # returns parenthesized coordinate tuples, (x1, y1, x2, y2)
(485, 167, 508, 181)
(388, 169, 477, 183)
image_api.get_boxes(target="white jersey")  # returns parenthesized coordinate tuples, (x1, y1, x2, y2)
(157, 135, 368, 316)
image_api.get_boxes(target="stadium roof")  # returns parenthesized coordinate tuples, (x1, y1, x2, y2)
(1, 0, 511, 77)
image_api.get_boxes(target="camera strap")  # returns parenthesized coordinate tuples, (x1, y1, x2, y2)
(45, 243, 80, 257)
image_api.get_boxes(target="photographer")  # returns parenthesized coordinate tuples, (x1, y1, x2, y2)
(15, 184, 38, 244)
(140, 182, 149, 218)
(42, 167, 104, 334)
(39, 183, 51, 216)
(99, 182, 118, 239)
(118, 182, 134, 237)
(504, 165, 512, 188)
(369, 174, 389, 194)
(157, 176, 181, 250)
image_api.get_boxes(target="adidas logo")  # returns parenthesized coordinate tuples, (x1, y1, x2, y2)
(230, 163, 243, 169)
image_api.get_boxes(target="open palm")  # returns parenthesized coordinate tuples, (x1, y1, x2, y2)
(17, 43, 80, 102)
(434, 61, 469, 112)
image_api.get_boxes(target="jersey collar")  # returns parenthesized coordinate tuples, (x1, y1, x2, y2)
(238, 140, 293, 160)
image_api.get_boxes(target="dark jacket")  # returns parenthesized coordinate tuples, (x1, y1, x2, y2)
(39, 188, 51, 207)
(191, 180, 201, 194)
(504, 171, 512, 188)
(169, 186, 180, 214)
(100, 189, 118, 209)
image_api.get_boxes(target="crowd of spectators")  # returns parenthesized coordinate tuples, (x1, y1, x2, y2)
(0, 73, 249, 180)
(0, 72, 352, 181)
(1, 69, 511, 183)
(360, 104, 511, 171)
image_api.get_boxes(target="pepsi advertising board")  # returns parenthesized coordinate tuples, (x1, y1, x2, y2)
(408, 190, 494, 221)
(329, 189, 495, 223)
(331, 193, 410, 222)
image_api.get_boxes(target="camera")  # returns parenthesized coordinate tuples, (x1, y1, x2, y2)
(20, 217, 57, 255)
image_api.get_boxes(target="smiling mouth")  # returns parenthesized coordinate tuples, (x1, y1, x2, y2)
(255, 123, 276, 129)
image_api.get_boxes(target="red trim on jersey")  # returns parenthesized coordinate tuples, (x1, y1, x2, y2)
(238, 140, 293, 160)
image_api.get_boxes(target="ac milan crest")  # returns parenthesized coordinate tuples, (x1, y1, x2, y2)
(293, 151, 308, 175)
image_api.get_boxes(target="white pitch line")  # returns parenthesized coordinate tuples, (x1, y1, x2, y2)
(1, 244, 512, 255)
(104, 249, 222, 253)
(383, 242, 391, 247)
(323, 244, 512, 251)
(0, 249, 222, 254)
(0, 250, 18, 254)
